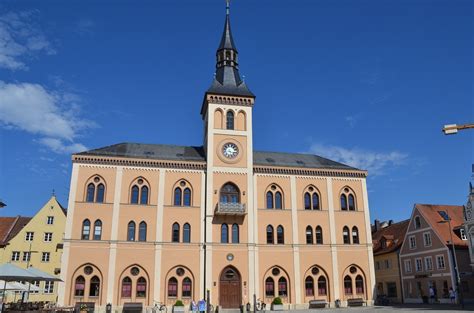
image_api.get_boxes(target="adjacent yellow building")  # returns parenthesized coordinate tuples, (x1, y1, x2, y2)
(1, 196, 66, 303)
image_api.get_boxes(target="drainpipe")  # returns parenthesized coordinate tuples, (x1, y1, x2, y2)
(203, 170, 208, 300)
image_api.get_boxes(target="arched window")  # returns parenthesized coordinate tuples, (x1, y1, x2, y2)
(93, 220, 102, 240)
(265, 277, 275, 297)
(220, 183, 240, 203)
(232, 224, 239, 244)
(348, 194, 355, 211)
(344, 275, 352, 295)
(96, 184, 105, 203)
(226, 111, 234, 130)
(304, 193, 311, 210)
(414, 216, 421, 229)
(182, 277, 192, 298)
(127, 221, 136, 241)
(305, 276, 314, 296)
(168, 277, 178, 297)
(131, 185, 139, 204)
(183, 188, 191, 206)
(81, 219, 90, 240)
(318, 276, 327, 296)
(266, 191, 274, 209)
(139, 222, 147, 242)
(277, 225, 284, 244)
(312, 193, 320, 210)
(172, 223, 180, 243)
(278, 277, 288, 297)
(174, 188, 182, 206)
(352, 226, 359, 244)
(86, 184, 95, 202)
(74, 276, 85, 296)
(89, 275, 100, 297)
(221, 224, 228, 243)
(355, 275, 364, 294)
(315, 226, 323, 244)
(183, 223, 191, 243)
(343, 226, 350, 244)
(140, 186, 148, 205)
(306, 226, 313, 244)
(136, 277, 146, 298)
(266, 225, 274, 244)
(340, 194, 347, 210)
(121, 277, 132, 298)
(275, 192, 282, 209)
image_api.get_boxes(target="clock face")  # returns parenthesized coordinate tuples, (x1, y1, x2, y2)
(222, 143, 239, 159)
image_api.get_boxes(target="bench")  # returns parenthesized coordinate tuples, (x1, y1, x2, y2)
(308, 300, 328, 309)
(347, 298, 366, 307)
(123, 302, 143, 313)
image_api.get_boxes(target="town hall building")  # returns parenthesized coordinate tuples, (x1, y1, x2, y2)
(58, 3, 375, 310)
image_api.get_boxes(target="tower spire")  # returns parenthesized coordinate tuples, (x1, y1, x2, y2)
(206, 0, 254, 98)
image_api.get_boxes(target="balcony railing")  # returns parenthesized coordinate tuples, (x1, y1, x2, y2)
(216, 202, 246, 215)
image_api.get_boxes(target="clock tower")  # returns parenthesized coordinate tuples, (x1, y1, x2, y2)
(200, 0, 258, 301)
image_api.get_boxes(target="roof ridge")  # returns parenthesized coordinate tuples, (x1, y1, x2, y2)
(1, 215, 19, 243)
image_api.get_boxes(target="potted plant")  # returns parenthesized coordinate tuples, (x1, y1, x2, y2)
(271, 297, 284, 311)
(173, 300, 185, 313)
(79, 304, 89, 313)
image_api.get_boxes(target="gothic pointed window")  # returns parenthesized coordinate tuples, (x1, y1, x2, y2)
(82, 219, 90, 240)
(221, 224, 228, 243)
(304, 192, 311, 210)
(344, 275, 352, 295)
(306, 226, 313, 244)
(220, 183, 239, 203)
(266, 225, 274, 244)
(168, 277, 178, 297)
(96, 184, 105, 203)
(226, 111, 234, 130)
(93, 220, 102, 240)
(183, 223, 191, 243)
(315, 226, 323, 244)
(139, 222, 147, 242)
(341, 194, 348, 211)
(318, 276, 327, 296)
(277, 225, 284, 244)
(343, 226, 350, 244)
(278, 277, 288, 297)
(266, 191, 274, 209)
(275, 192, 282, 209)
(183, 188, 191, 206)
(341, 187, 356, 211)
(136, 277, 147, 298)
(131, 185, 139, 204)
(312, 193, 320, 210)
(232, 223, 239, 243)
(305, 276, 314, 296)
(182, 277, 192, 298)
(74, 276, 85, 296)
(86, 184, 95, 202)
(348, 194, 355, 211)
(352, 226, 359, 244)
(172, 223, 180, 243)
(122, 277, 132, 298)
(174, 188, 182, 206)
(127, 221, 136, 241)
(355, 275, 364, 294)
(140, 186, 148, 204)
(265, 277, 275, 297)
(89, 276, 100, 297)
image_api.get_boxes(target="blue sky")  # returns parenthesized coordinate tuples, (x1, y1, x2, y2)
(0, 0, 472, 222)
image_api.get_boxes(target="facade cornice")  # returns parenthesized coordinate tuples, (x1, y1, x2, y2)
(253, 166, 367, 179)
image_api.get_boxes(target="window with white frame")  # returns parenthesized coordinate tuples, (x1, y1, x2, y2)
(409, 236, 416, 249)
(424, 256, 433, 271)
(25, 232, 34, 241)
(44, 281, 54, 294)
(11, 251, 20, 261)
(30, 281, 40, 294)
(460, 229, 467, 240)
(47, 216, 54, 225)
(44, 232, 53, 242)
(415, 258, 423, 272)
(423, 232, 432, 247)
(41, 252, 50, 262)
(404, 259, 412, 273)
(22, 252, 31, 262)
(436, 255, 446, 269)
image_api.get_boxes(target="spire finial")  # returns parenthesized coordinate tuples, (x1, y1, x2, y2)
(226, 0, 230, 15)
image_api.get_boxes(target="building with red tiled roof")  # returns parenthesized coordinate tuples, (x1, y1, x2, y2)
(0, 216, 32, 250)
(372, 219, 409, 303)
(399, 204, 474, 304)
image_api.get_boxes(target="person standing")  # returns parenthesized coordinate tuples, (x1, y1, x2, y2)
(429, 286, 435, 304)
(449, 288, 456, 304)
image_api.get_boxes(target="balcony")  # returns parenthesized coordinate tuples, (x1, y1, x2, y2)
(216, 202, 246, 215)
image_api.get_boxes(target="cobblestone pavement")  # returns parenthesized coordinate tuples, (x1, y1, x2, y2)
(277, 304, 474, 312)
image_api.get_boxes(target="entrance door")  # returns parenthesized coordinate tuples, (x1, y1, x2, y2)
(219, 267, 241, 308)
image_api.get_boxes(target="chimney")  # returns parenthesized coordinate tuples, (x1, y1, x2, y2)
(374, 219, 381, 232)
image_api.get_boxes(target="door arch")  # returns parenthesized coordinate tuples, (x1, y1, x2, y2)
(219, 266, 242, 308)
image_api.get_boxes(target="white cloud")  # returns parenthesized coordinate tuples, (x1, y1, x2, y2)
(309, 143, 408, 176)
(0, 81, 92, 154)
(0, 11, 55, 70)
(75, 19, 94, 35)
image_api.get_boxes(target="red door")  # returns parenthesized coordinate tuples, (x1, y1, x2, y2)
(219, 267, 241, 308)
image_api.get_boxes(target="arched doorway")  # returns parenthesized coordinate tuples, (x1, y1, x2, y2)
(219, 267, 241, 308)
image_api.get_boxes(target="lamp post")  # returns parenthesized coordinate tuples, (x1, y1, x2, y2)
(442, 123, 474, 135)
(439, 209, 464, 308)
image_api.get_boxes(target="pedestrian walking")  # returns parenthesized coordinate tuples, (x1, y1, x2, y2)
(449, 287, 456, 304)
(429, 286, 435, 304)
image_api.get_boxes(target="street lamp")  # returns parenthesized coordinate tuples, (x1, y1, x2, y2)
(438, 209, 464, 308)
(442, 123, 474, 135)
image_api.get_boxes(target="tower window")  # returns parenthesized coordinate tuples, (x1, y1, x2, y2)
(226, 111, 234, 130)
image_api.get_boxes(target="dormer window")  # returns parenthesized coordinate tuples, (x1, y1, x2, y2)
(381, 239, 387, 249)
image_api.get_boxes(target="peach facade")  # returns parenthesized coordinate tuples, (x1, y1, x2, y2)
(58, 4, 375, 311)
